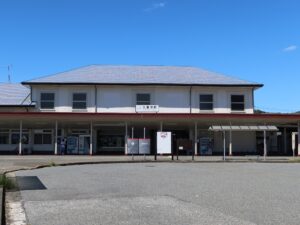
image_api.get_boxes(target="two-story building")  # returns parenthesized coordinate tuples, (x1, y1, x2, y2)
(0, 65, 299, 156)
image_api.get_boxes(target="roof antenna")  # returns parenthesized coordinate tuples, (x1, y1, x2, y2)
(0, 64, 12, 83)
(8, 65, 12, 83)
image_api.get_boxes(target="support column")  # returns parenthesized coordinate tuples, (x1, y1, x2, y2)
(125, 122, 128, 155)
(223, 131, 226, 161)
(263, 130, 267, 160)
(54, 120, 58, 155)
(292, 132, 296, 157)
(194, 122, 198, 155)
(131, 127, 134, 138)
(19, 120, 22, 155)
(90, 121, 93, 155)
(229, 130, 232, 156)
(298, 122, 300, 156)
(160, 122, 163, 131)
(283, 128, 287, 154)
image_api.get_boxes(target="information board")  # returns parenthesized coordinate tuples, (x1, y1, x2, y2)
(127, 138, 139, 154)
(139, 139, 151, 154)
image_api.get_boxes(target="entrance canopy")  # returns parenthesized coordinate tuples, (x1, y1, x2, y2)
(209, 125, 278, 131)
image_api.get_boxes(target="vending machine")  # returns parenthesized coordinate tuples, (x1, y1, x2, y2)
(78, 135, 91, 155)
(67, 136, 79, 154)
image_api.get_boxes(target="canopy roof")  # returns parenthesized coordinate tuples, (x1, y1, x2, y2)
(209, 125, 278, 131)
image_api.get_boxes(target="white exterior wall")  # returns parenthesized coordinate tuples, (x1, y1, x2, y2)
(191, 87, 254, 114)
(32, 85, 96, 112)
(31, 85, 254, 114)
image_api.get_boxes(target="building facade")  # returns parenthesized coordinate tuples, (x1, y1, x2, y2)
(0, 65, 299, 156)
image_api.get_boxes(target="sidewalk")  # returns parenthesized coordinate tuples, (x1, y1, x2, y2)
(0, 155, 297, 174)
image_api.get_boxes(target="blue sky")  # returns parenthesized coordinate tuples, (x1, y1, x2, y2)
(0, 0, 299, 112)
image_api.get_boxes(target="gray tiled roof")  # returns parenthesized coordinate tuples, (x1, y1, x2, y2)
(0, 83, 32, 106)
(23, 65, 262, 87)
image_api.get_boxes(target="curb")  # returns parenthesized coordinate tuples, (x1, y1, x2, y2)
(2, 158, 294, 176)
(0, 184, 4, 225)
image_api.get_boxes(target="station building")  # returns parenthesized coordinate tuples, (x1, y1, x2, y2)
(0, 65, 299, 156)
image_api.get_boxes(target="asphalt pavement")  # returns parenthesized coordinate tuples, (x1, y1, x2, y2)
(15, 163, 300, 225)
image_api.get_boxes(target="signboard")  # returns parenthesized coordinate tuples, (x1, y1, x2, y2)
(139, 139, 151, 154)
(136, 105, 159, 113)
(127, 138, 139, 154)
(67, 136, 78, 154)
(157, 132, 172, 154)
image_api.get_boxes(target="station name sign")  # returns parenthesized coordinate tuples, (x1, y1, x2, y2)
(136, 105, 159, 113)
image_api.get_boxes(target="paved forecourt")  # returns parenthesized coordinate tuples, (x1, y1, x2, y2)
(16, 163, 300, 225)
(0, 155, 294, 174)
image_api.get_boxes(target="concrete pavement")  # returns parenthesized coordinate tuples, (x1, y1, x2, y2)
(15, 163, 300, 225)
(0, 155, 296, 174)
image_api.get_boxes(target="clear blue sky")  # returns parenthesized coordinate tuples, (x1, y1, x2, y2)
(0, 0, 299, 112)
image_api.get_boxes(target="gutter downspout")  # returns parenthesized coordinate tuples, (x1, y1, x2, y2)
(252, 87, 255, 112)
(189, 86, 192, 114)
(94, 85, 98, 113)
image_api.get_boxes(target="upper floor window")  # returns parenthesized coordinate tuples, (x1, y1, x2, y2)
(40, 93, 55, 109)
(136, 93, 151, 105)
(199, 94, 213, 110)
(231, 95, 245, 111)
(73, 93, 87, 109)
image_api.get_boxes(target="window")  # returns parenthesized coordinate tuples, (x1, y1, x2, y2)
(199, 94, 213, 110)
(73, 93, 87, 109)
(34, 130, 52, 145)
(136, 93, 151, 105)
(71, 129, 89, 135)
(40, 93, 55, 109)
(0, 129, 9, 144)
(11, 130, 29, 144)
(98, 135, 125, 148)
(231, 95, 245, 111)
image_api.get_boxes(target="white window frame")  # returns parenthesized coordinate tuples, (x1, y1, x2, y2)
(199, 94, 214, 112)
(72, 92, 87, 110)
(230, 94, 245, 112)
(33, 129, 53, 145)
(136, 93, 151, 105)
(40, 92, 55, 110)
